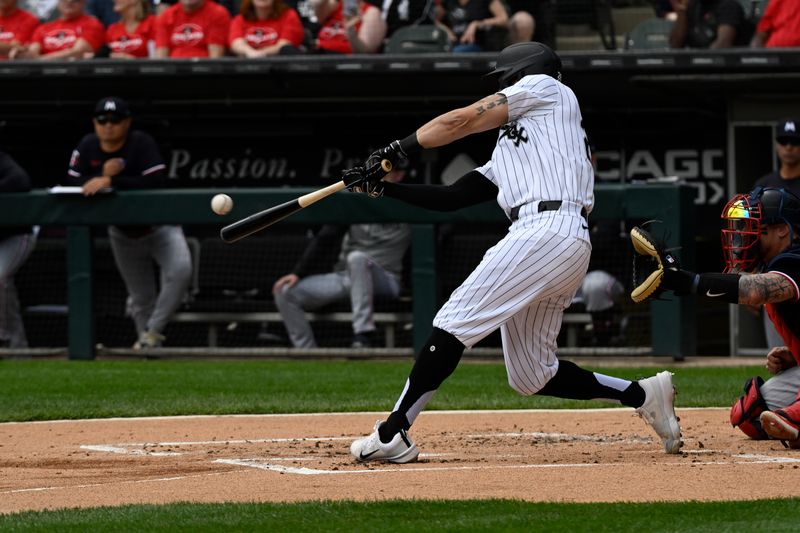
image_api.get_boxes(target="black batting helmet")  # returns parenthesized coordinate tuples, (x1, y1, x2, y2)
(757, 187, 800, 228)
(486, 42, 562, 88)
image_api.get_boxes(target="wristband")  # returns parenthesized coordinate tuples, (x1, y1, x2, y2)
(696, 273, 740, 303)
(399, 132, 422, 156)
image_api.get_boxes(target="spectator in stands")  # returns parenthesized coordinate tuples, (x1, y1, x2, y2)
(0, 149, 38, 348)
(273, 167, 410, 349)
(749, 0, 800, 48)
(229, 0, 305, 57)
(379, 0, 431, 39)
(106, 0, 156, 58)
(154, 0, 230, 58)
(12, 0, 104, 59)
(669, 0, 751, 49)
(0, 0, 40, 59)
(435, 0, 508, 53)
(313, 0, 385, 54)
(63, 96, 192, 349)
(18, 0, 58, 22)
(502, 0, 533, 44)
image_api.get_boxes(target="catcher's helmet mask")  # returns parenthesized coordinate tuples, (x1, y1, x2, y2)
(721, 187, 800, 273)
(486, 42, 563, 89)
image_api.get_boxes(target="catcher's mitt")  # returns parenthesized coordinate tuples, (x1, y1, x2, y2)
(630, 225, 679, 303)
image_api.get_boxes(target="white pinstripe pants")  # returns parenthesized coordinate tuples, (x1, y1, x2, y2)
(434, 207, 591, 395)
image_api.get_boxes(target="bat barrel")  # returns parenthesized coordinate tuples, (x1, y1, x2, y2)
(220, 198, 301, 243)
(219, 181, 347, 243)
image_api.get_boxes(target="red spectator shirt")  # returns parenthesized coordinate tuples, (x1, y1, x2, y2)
(155, 0, 231, 58)
(106, 15, 156, 57)
(30, 14, 105, 54)
(316, 2, 370, 54)
(0, 7, 39, 47)
(228, 8, 304, 49)
(756, 0, 800, 48)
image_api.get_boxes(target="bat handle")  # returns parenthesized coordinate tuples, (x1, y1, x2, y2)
(381, 159, 392, 173)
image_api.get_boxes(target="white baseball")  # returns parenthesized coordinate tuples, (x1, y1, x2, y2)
(211, 194, 233, 215)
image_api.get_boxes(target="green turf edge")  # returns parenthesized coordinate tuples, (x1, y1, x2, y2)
(0, 360, 767, 422)
(2, 499, 799, 532)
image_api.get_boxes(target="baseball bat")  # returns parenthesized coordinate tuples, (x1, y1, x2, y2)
(220, 159, 392, 243)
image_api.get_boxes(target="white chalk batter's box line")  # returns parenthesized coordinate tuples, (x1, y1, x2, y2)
(214, 453, 800, 476)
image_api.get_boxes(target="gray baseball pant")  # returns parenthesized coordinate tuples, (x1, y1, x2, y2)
(274, 250, 401, 348)
(762, 366, 800, 411)
(108, 225, 192, 335)
(0, 228, 38, 347)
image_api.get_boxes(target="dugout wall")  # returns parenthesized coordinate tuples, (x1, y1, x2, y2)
(0, 185, 694, 360)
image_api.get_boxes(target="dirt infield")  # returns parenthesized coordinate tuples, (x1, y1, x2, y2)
(2, 408, 799, 514)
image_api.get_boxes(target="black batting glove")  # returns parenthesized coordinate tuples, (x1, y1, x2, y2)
(342, 166, 366, 192)
(366, 133, 422, 180)
(365, 142, 402, 183)
(343, 166, 384, 199)
(373, 140, 407, 168)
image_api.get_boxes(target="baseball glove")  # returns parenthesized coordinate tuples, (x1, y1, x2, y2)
(630, 225, 679, 303)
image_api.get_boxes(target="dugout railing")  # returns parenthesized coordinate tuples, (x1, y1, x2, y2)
(0, 184, 695, 360)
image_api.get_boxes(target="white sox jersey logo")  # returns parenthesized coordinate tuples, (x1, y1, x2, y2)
(171, 24, 204, 46)
(245, 27, 279, 47)
(499, 123, 529, 147)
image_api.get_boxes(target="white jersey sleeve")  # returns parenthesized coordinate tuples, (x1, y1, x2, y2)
(501, 75, 559, 122)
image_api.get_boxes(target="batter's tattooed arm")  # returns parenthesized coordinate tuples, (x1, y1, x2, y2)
(739, 273, 798, 305)
(475, 94, 508, 115)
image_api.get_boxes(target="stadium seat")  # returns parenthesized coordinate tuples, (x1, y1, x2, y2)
(624, 18, 674, 50)
(555, 0, 617, 51)
(385, 25, 451, 54)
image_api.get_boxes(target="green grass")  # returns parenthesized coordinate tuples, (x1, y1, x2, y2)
(0, 359, 766, 422)
(2, 499, 799, 531)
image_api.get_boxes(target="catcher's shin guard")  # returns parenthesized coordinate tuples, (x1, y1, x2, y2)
(730, 376, 769, 439)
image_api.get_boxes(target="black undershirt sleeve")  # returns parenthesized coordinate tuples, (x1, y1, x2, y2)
(381, 170, 498, 211)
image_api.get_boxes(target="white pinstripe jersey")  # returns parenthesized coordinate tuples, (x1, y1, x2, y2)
(475, 74, 595, 217)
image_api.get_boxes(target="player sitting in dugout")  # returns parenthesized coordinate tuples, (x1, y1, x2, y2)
(631, 186, 800, 448)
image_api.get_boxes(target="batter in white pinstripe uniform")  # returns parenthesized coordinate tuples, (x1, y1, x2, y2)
(344, 42, 683, 463)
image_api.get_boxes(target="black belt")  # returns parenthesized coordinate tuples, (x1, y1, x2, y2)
(510, 201, 588, 221)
